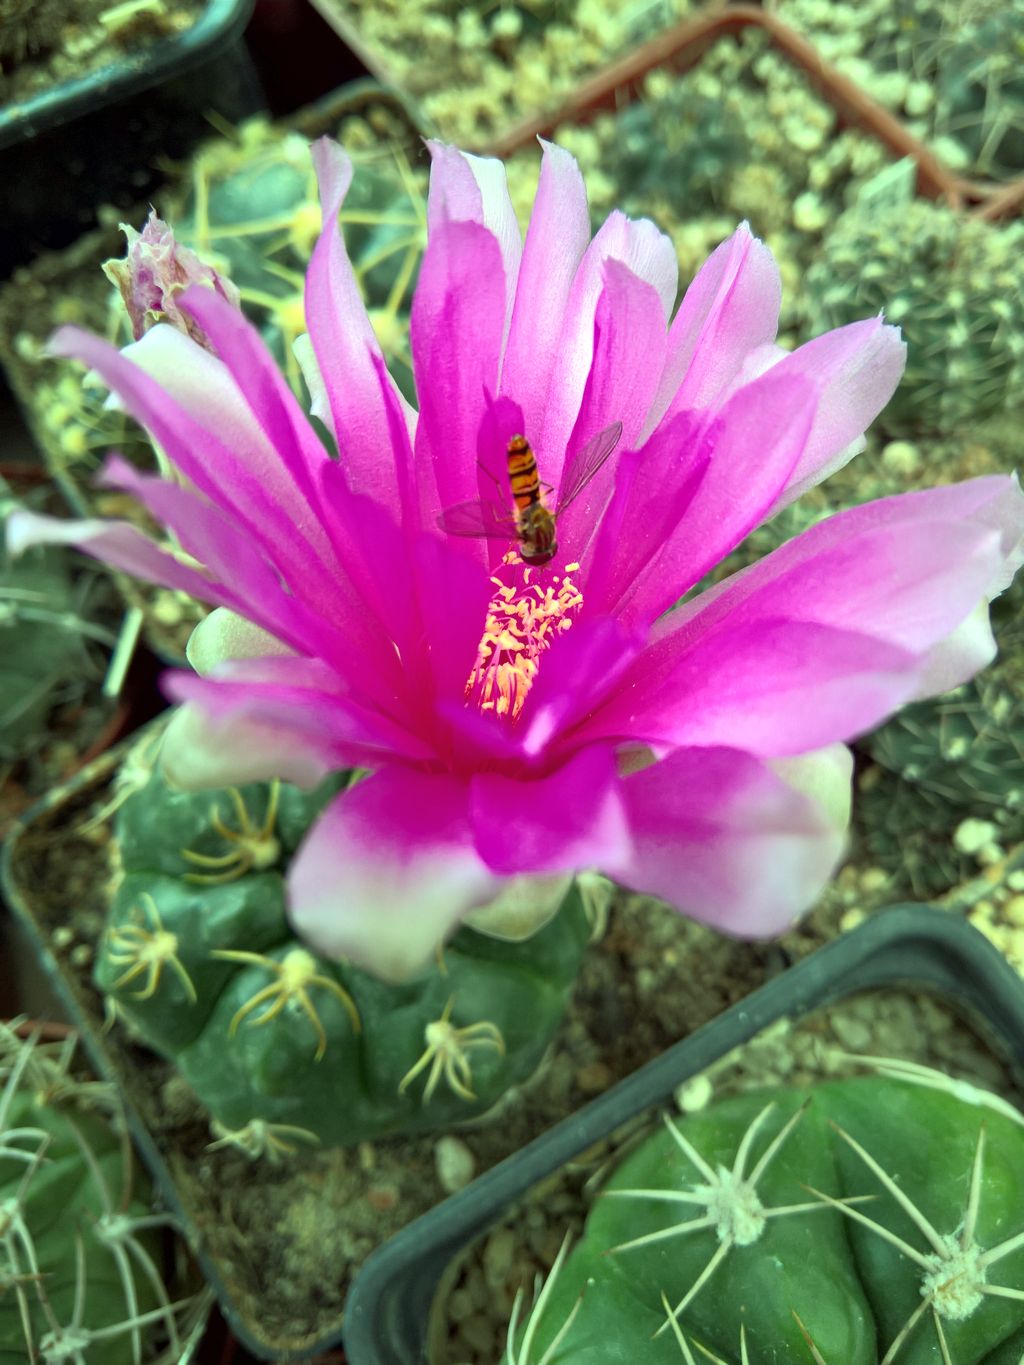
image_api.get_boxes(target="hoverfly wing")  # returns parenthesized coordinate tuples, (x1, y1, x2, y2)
(554, 420, 624, 517)
(437, 497, 515, 541)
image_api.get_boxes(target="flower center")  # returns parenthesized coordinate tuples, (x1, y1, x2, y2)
(465, 552, 583, 721)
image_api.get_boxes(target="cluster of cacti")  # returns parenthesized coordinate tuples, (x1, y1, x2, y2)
(807, 191, 1024, 436)
(777, 0, 1020, 179)
(537, 26, 889, 333)
(510, 1068, 1024, 1364)
(598, 77, 747, 221)
(163, 120, 427, 404)
(92, 733, 593, 1149)
(0, 1020, 195, 1363)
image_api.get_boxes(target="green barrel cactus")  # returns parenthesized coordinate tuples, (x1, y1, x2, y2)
(0, 1022, 189, 1363)
(513, 1070, 1024, 1364)
(93, 736, 592, 1149)
(807, 195, 1024, 437)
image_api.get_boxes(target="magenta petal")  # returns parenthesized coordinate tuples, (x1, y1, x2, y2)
(580, 412, 710, 618)
(599, 617, 923, 755)
(649, 223, 781, 435)
(288, 769, 499, 981)
(613, 368, 819, 628)
(305, 138, 413, 514)
(48, 325, 330, 594)
(584, 494, 1016, 756)
(501, 140, 591, 442)
(177, 285, 330, 510)
(470, 746, 630, 876)
(555, 260, 668, 566)
(5, 506, 272, 629)
(613, 747, 845, 937)
(521, 617, 641, 757)
(411, 218, 507, 539)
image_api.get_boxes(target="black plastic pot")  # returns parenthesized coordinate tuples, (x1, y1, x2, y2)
(0, 0, 254, 150)
(1, 3, 264, 278)
(342, 906, 1024, 1365)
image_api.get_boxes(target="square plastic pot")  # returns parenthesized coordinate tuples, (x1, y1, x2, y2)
(342, 904, 1024, 1364)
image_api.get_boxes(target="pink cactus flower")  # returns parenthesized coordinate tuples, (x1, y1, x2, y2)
(12, 140, 1024, 981)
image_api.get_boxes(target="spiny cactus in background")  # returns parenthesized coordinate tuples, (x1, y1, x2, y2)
(512, 1069, 1024, 1364)
(93, 732, 593, 1149)
(164, 121, 427, 404)
(935, 7, 1024, 181)
(856, 573, 1024, 897)
(0, 480, 118, 770)
(599, 77, 747, 220)
(807, 187, 1024, 437)
(0, 1021, 199, 1364)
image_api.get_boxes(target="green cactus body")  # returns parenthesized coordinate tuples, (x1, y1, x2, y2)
(807, 198, 1024, 437)
(519, 1075, 1024, 1364)
(94, 755, 592, 1148)
(0, 1031, 184, 1364)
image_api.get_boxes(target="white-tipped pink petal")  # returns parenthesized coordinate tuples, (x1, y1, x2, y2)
(185, 608, 294, 676)
(613, 746, 846, 937)
(760, 317, 907, 510)
(411, 216, 507, 533)
(540, 210, 677, 481)
(288, 769, 500, 982)
(645, 223, 781, 440)
(501, 140, 591, 442)
(160, 702, 336, 790)
(305, 137, 414, 513)
(427, 141, 522, 334)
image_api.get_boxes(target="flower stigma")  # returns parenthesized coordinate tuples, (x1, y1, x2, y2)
(465, 552, 583, 721)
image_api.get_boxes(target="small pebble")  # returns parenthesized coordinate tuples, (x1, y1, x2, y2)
(954, 818, 999, 856)
(482, 1227, 516, 1289)
(575, 1061, 613, 1094)
(366, 1184, 399, 1212)
(880, 440, 920, 476)
(435, 1136, 476, 1194)
(674, 1073, 713, 1113)
(830, 1015, 873, 1052)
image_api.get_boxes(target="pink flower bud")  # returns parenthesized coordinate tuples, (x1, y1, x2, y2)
(103, 209, 241, 349)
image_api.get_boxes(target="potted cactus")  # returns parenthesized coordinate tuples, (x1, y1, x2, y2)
(495, 1068, 1024, 1364)
(4, 109, 1024, 1361)
(344, 904, 1024, 1364)
(0, 1017, 207, 1362)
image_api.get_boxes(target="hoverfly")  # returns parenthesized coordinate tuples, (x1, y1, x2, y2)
(437, 421, 623, 566)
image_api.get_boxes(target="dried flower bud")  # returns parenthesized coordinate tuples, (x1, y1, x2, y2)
(103, 210, 241, 349)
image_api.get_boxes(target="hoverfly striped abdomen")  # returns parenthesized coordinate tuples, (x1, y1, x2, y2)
(506, 434, 542, 513)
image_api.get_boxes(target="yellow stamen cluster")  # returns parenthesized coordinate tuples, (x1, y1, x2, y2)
(466, 553, 583, 720)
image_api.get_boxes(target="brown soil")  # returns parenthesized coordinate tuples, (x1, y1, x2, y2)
(0, 0, 208, 107)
